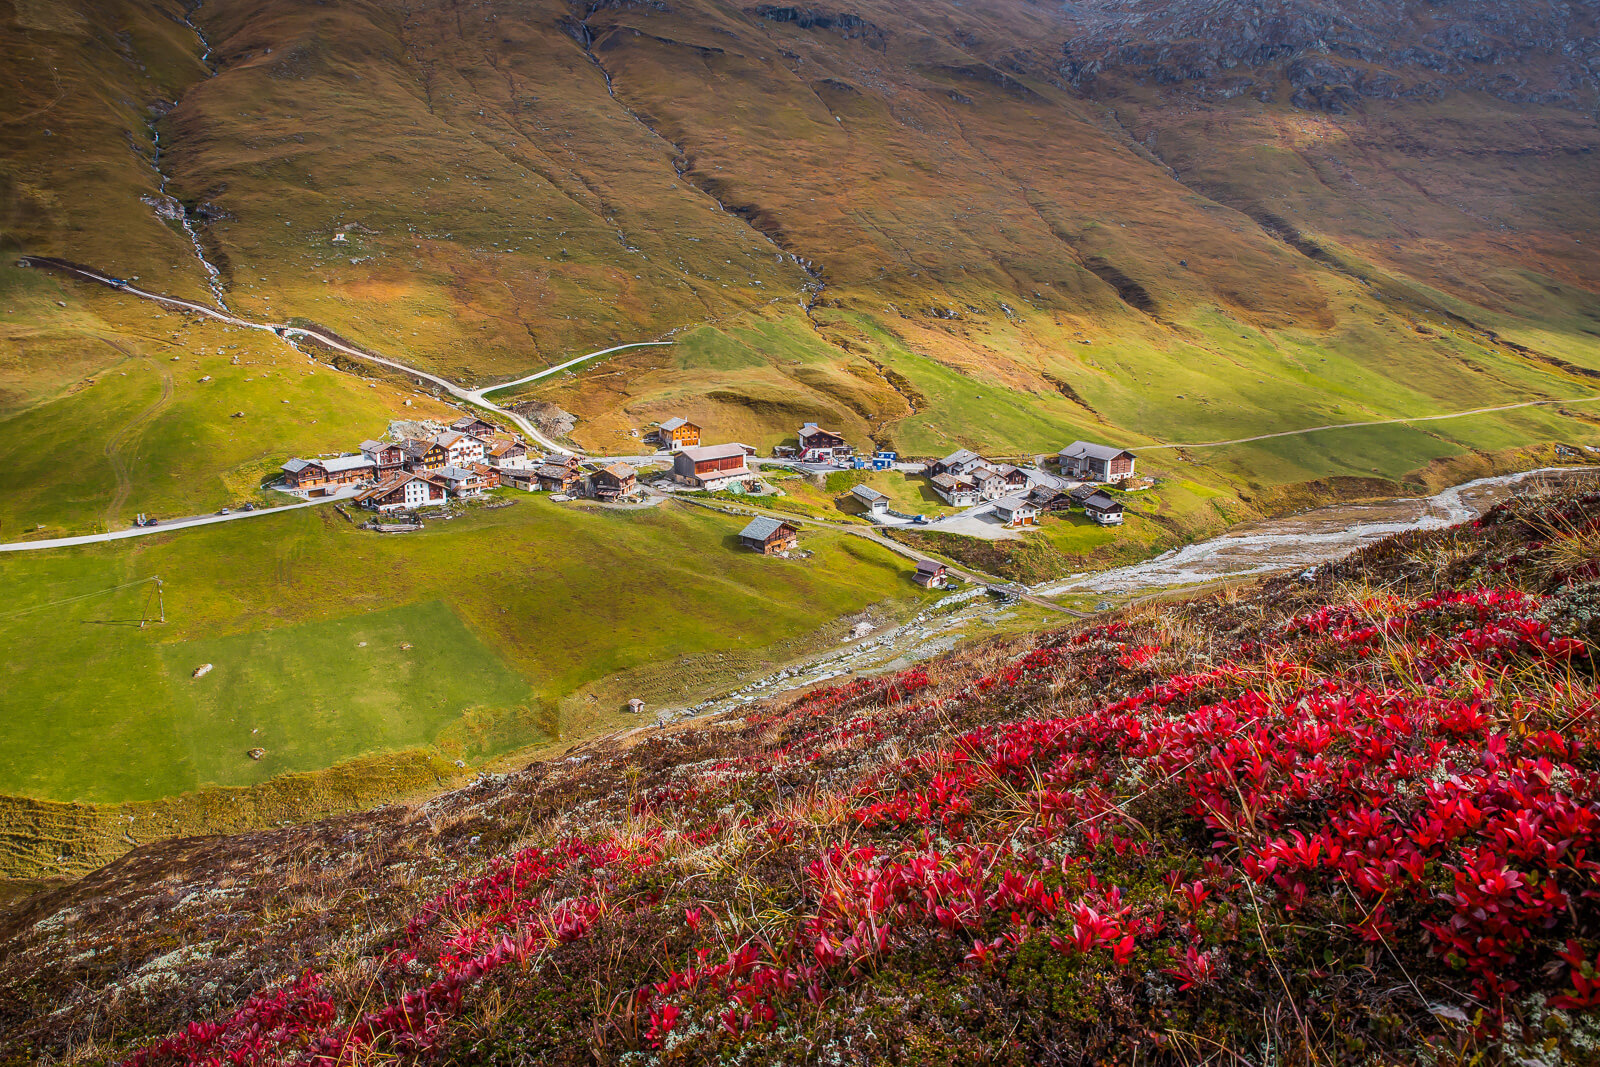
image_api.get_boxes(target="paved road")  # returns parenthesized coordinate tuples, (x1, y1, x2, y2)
(0, 490, 356, 553)
(18, 258, 670, 456)
(1132, 395, 1600, 452)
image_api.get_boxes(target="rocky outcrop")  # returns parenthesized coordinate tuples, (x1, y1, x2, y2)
(1058, 0, 1600, 110)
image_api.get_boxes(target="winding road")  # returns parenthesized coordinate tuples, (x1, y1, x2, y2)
(18, 257, 671, 456)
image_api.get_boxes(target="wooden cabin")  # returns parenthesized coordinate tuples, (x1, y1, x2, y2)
(590, 462, 638, 501)
(1082, 490, 1125, 526)
(738, 516, 799, 554)
(913, 559, 948, 588)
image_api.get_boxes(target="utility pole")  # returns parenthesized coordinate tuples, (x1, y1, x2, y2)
(140, 576, 165, 628)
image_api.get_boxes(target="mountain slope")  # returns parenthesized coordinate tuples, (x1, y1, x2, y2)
(4, 0, 1599, 486)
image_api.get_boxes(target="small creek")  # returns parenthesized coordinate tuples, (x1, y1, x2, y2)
(1035, 467, 1595, 597)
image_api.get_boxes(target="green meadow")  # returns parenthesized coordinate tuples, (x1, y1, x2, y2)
(0, 495, 924, 805)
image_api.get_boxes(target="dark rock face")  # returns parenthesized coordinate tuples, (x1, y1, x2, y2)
(1057, 0, 1600, 110)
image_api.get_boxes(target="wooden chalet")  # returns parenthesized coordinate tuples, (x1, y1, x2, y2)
(913, 559, 948, 588)
(796, 423, 847, 462)
(992, 463, 1031, 490)
(1058, 441, 1137, 483)
(1028, 484, 1075, 512)
(450, 415, 498, 439)
(738, 516, 799, 554)
(400, 438, 448, 472)
(673, 443, 753, 490)
(656, 416, 701, 450)
(359, 439, 405, 475)
(930, 472, 980, 508)
(280, 454, 375, 495)
(471, 463, 501, 489)
(535, 462, 582, 493)
(590, 462, 638, 501)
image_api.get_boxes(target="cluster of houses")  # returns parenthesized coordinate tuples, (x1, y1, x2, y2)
(279, 414, 641, 513)
(918, 441, 1135, 527)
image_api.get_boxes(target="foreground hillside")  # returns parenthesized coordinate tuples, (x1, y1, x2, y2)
(5, 481, 1600, 1063)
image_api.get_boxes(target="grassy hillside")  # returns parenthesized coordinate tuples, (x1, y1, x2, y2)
(8, 483, 1600, 1064)
(0, 495, 925, 806)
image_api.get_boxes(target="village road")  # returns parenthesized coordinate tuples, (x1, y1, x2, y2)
(0, 490, 356, 553)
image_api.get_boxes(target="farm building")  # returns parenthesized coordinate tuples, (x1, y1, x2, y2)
(400, 438, 448, 472)
(850, 484, 889, 516)
(674, 443, 753, 490)
(993, 495, 1039, 527)
(1058, 441, 1137, 483)
(1082, 490, 1126, 526)
(656, 417, 701, 450)
(913, 559, 948, 588)
(797, 423, 848, 462)
(738, 516, 799, 554)
(450, 415, 498, 439)
(590, 462, 638, 501)
(354, 473, 449, 512)
(359, 439, 406, 475)
(965, 464, 1012, 501)
(930, 472, 981, 508)
(281, 455, 375, 495)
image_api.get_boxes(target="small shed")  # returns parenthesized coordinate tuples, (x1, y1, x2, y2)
(738, 516, 799, 554)
(850, 484, 889, 514)
(627, 698, 646, 714)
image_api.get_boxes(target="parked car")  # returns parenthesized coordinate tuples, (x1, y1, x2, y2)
(241, 503, 256, 512)
(218, 508, 231, 515)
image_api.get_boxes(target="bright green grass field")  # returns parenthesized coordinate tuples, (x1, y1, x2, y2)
(0, 495, 919, 804)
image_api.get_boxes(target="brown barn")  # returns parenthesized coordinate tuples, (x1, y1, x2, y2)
(673, 443, 752, 490)
(738, 516, 799, 554)
(280, 455, 375, 495)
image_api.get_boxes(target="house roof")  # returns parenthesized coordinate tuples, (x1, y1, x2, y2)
(938, 448, 981, 468)
(994, 494, 1036, 514)
(851, 485, 887, 503)
(992, 463, 1024, 477)
(400, 439, 438, 458)
(324, 455, 376, 473)
(489, 440, 524, 456)
(359, 439, 392, 454)
(915, 559, 946, 575)
(659, 416, 689, 431)
(451, 415, 492, 431)
(682, 442, 749, 463)
(437, 465, 478, 481)
(281, 458, 320, 473)
(739, 516, 794, 542)
(1083, 490, 1122, 511)
(433, 431, 472, 448)
(354, 473, 416, 502)
(797, 424, 840, 440)
(1060, 440, 1135, 462)
(598, 462, 636, 479)
(1069, 484, 1101, 502)
(930, 472, 974, 491)
(535, 463, 575, 478)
